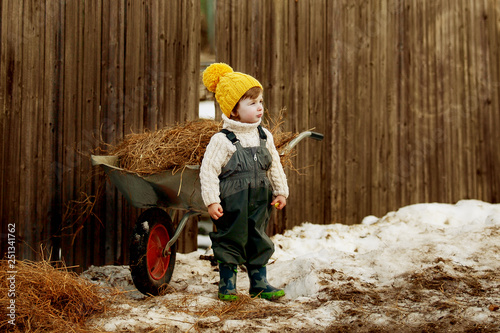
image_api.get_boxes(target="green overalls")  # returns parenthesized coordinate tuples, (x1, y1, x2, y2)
(209, 126, 275, 266)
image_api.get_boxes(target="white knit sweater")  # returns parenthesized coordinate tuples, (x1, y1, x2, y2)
(200, 114, 289, 207)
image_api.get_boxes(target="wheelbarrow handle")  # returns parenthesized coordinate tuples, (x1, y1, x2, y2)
(280, 131, 324, 156)
(309, 132, 324, 141)
(163, 210, 202, 256)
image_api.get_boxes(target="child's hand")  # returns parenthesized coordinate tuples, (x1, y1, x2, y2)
(208, 203, 224, 220)
(271, 195, 287, 210)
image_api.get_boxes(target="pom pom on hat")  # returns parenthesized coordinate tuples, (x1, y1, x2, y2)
(203, 63, 233, 93)
(202, 62, 263, 117)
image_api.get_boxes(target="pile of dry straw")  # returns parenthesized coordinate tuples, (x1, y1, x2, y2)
(109, 113, 298, 175)
(0, 259, 111, 332)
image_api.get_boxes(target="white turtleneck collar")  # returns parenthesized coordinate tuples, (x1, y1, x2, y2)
(222, 114, 262, 134)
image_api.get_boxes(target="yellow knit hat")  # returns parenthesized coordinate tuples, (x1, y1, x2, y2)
(203, 63, 263, 117)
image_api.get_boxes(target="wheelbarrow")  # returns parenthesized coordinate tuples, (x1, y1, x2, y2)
(91, 130, 323, 296)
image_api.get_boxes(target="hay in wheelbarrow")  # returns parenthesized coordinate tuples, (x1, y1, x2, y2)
(0, 259, 111, 332)
(108, 111, 298, 175)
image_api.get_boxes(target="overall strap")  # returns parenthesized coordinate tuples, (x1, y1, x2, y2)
(257, 125, 267, 140)
(220, 129, 239, 145)
(257, 125, 268, 150)
(220, 126, 267, 145)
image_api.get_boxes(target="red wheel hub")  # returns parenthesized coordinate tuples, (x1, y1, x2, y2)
(147, 224, 170, 280)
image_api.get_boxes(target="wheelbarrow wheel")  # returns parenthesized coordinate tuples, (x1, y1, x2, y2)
(130, 208, 176, 296)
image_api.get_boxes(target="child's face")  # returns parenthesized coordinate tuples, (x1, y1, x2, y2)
(233, 93, 264, 124)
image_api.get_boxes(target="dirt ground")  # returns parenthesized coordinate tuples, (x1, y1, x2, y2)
(84, 254, 500, 333)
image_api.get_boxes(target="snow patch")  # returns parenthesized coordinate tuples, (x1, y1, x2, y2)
(83, 200, 500, 332)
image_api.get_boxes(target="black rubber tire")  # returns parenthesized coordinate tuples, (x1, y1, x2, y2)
(129, 208, 176, 296)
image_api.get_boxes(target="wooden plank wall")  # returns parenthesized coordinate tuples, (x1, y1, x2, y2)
(1, 0, 499, 271)
(0, 0, 200, 270)
(216, 0, 500, 229)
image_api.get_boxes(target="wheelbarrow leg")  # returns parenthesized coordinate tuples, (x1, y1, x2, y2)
(163, 210, 201, 256)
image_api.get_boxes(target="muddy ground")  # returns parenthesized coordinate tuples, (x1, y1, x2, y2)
(84, 254, 499, 332)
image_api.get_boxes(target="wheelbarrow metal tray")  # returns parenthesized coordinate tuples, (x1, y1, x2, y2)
(91, 155, 206, 212)
(91, 130, 324, 212)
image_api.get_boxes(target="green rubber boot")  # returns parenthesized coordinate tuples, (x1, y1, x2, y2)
(247, 265, 285, 300)
(218, 263, 239, 301)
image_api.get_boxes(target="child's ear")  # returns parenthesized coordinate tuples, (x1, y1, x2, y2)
(230, 102, 240, 119)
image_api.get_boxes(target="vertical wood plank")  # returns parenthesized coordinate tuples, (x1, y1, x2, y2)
(487, 0, 500, 201)
(50, 0, 65, 261)
(20, 0, 46, 259)
(80, 0, 102, 268)
(42, 0, 62, 259)
(1, 0, 24, 257)
(60, 0, 82, 264)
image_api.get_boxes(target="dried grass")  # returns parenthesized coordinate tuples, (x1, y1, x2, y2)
(109, 119, 222, 175)
(202, 295, 289, 321)
(160, 294, 293, 331)
(0, 259, 111, 333)
(406, 262, 486, 296)
(107, 111, 298, 175)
